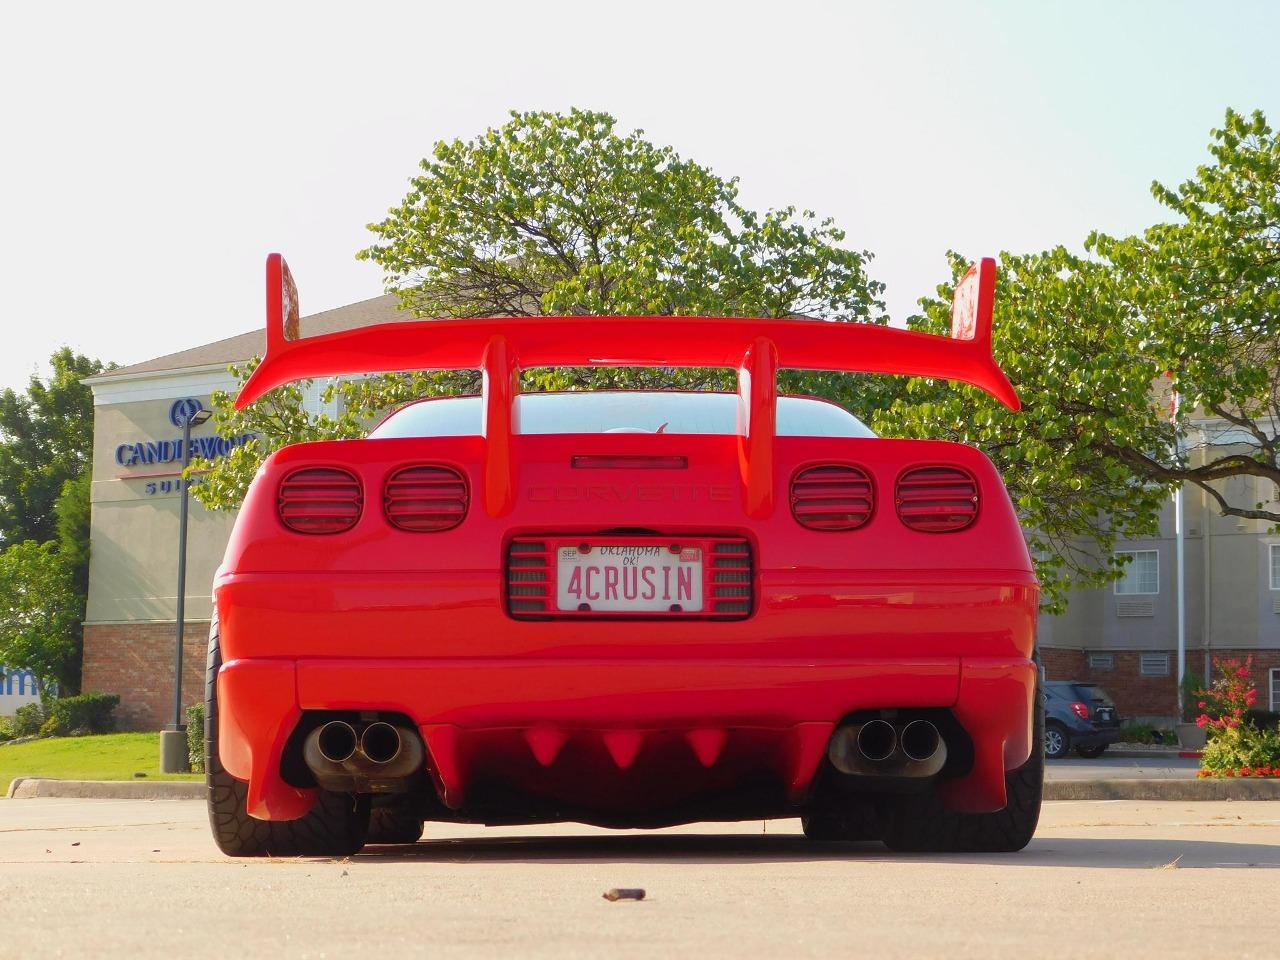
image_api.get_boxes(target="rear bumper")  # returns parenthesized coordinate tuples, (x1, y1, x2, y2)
(218, 654, 1036, 822)
(1071, 725, 1123, 749)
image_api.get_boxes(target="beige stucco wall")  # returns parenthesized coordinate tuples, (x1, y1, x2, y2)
(1039, 452, 1280, 653)
(85, 377, 242, 625)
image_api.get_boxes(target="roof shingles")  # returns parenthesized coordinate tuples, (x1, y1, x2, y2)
(95, 293, 402, 380)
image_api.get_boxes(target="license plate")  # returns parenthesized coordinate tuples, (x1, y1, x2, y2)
(1098, 708, 1114, 721)
(556, 543, 703, 612)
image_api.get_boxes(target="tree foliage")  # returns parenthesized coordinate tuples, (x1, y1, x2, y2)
(1091, 108, 1280, 521)
(0, 348, 109, 545)
(879, 108, 1280, 611)
(192, 108, 885, 507)
(0, 540, 80, 695)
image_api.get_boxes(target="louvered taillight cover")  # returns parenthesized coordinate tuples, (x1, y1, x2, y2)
(895, 466, 979, 532)
(277, 467, 362, 534)
(790, 464, 873, 531)
(384, 465, 468, 532)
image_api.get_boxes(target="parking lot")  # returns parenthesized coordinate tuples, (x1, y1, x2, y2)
(1, 797, 1276, 959)
(1047, 755, 1199, 780)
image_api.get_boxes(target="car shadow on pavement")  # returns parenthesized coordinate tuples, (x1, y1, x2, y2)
(355, 833, 1280, 869)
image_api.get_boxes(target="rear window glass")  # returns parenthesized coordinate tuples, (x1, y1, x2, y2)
(1073, 684, 1112, 703)
(369, 392, 876, 439)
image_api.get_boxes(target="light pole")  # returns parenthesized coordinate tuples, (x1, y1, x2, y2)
(159, 406, 213, 774)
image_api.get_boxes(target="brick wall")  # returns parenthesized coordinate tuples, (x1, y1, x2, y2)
(1041, 646, 1280, 720)
(1078, 651, 1182, 717)
(1039, 648, 1084, 679)
(81, 622, 209, 731)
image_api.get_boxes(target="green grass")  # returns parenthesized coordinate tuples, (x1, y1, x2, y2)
(0, 732, 202, 794)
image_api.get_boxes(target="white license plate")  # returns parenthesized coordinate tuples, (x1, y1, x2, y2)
(556, 544, 703, 612)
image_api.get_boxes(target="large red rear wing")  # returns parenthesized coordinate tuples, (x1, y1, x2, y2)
(239, 254, 1015, 518)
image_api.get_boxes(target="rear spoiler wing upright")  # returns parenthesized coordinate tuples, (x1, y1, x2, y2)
(240, 254, 1015, 518)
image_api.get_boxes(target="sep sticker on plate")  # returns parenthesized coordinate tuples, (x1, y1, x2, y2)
(556, 544, 703, 613)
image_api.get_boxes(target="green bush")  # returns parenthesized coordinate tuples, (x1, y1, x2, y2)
(1200, 724, 1280, 775)
(0, 715, 13, 742)
(12, 703, 46, 737)
(186, 703, 205, 773)
(1118, 722, 1176, 745)
(39, 693, 119, 737)
(1179, 670, 1205, 723)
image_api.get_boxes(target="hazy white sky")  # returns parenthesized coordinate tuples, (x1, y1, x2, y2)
(2, 0, 1277, 392)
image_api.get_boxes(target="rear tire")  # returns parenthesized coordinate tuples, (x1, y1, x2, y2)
(205, 619, 369, 857)
(801, 798, 881, 842)
(367, 802, 425, 845)
(881, 683, 1045, 853)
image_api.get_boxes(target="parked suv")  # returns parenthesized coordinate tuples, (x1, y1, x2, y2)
(1044, 681, 1121, 759)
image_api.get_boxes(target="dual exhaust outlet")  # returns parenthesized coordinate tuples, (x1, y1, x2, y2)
(302, 720, 425, 793)
(827, 718, 947, 779)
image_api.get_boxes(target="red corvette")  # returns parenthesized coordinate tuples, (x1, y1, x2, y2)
(205, 254, 1041, 856)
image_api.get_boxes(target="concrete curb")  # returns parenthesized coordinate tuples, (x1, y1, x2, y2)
(6, 776, 1277, 803)
(1045, 778, 1280, 801)
(6, 778, 205, 800)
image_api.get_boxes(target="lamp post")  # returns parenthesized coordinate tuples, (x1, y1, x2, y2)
(159, 406, 213, 774)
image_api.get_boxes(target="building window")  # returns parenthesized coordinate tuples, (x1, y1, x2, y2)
(1140, 654, 1170, 677)
(1115, 550, 1159, 595)
(1271, 668, 1280, 712)
(300, 377, 341, 418)
(1270, 545, 1280, 591)
(1088, 653, 1114, 671)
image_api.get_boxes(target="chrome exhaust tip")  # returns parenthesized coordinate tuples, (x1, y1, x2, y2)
(315, 720, 358, 764)
(360, 721, 403, 764)
(900, 719, 942, 763)
(855, 718, 897, 762)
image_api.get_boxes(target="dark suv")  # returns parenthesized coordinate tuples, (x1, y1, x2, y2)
(1044, 681, 1121, 759)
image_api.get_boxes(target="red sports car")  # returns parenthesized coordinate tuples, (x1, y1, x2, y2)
(205, 254, 1041, 855)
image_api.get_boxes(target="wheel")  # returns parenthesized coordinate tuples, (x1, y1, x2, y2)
(881, 682, 1045, 853)
(1075, 743, 1107, 759)
(205, 618, 370, 857)
(367, 803, 425, 844)
(1044, 721, 1070, 760)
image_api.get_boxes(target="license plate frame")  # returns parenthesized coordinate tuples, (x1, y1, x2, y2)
(507, 535, 752, 619)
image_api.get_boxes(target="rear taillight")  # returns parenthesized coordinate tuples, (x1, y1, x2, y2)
(278, 467, 362, 534)
(790, 464, 873, 531)
(1070, 702, 1090, 720)
(895, 466, 979, 532)
(384, 465, 468, 532)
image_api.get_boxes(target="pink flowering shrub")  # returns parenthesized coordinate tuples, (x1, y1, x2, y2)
(1197, 657, 1280, 778)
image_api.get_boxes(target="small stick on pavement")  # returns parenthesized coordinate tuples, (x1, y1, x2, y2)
(603, 888, 646, 902)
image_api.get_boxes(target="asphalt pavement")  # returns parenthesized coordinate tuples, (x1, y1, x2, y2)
(1046, 755, 1199, 780)
(0, 796, 1276, 959)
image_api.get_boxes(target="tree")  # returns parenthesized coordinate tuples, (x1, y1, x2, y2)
(0, 540, 80, 695)
(878, 108, 1280, 612)
(1091, 108, 1280, 523)
(0, 348, 109, 546)
(192, 108, 885, 507)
